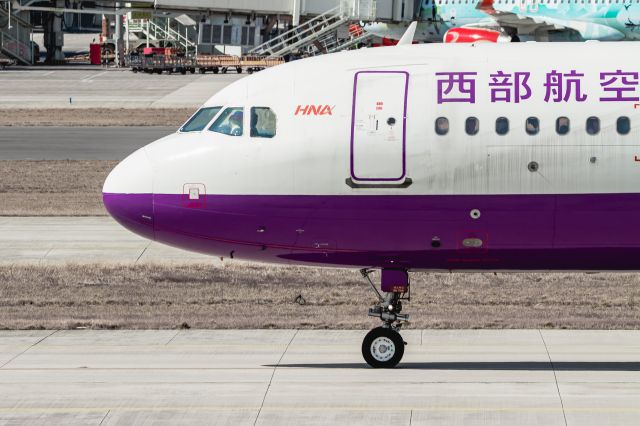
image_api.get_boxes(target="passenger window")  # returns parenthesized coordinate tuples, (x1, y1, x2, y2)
(617, 116, 630, 135)
(180, 106, 221, 132)
(250, 107, 277, 138)
(556, 116, 570, 135)
(465, 117, 479, 135)
(435, 117, 449, 135)
(495, 117, 509, 135)
(586, 116, 600, 135)
(209, 107, 244, 136)
(525, 117, 539, 135)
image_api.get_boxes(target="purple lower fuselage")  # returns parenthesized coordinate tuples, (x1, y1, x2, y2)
(103, 192, 640, 271)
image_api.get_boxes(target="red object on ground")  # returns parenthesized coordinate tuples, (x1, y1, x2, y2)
(143, 47, 166, 56)
(443, 27, 511, 43)
(89, 43, 101, 65)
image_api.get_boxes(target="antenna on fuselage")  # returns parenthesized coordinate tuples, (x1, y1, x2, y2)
(397, 21, 417, 45)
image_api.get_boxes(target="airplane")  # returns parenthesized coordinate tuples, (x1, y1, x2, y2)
(103, 24, 640, 368)
(364, 0, 640, 42)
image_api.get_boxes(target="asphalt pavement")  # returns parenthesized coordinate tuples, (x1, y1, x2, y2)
(0, 127, 173, 159)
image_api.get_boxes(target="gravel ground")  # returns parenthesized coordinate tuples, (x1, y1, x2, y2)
(1, 263, 639, 330)
(0, 160, 113, 215)
(0, 108, 193, 126)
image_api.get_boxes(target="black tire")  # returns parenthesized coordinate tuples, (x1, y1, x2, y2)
(213, 67, 219, 74)
(199, 68, 205, 74)
(362, 327, 404, 368)
(236, 67, 242, 74)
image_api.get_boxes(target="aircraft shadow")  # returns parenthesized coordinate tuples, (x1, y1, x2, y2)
(265, 361, 640, 371)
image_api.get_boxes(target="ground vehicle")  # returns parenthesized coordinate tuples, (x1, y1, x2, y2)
(128, 53, 284, 75)
(129, 54, 195, 74)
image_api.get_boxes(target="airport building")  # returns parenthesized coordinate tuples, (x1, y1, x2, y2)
(0, 0, 419, 65)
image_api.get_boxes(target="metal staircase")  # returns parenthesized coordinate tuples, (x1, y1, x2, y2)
(326, 31, 374, 54)
(0, 2, 33, 65)
(249, 6, 353, 57)
(127, 17, 196, 53)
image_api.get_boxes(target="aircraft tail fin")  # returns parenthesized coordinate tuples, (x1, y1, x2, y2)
(397, 21, 417, 45)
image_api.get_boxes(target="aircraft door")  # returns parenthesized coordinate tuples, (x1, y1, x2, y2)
(350, 71, 409, 186)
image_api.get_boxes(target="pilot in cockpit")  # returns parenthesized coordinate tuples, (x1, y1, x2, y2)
(228, 111, 244, 136)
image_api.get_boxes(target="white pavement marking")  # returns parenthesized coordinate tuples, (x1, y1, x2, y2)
(0, 330, 638, 425)
(81, 71, 107, 83)
(0, 217, 213, 265)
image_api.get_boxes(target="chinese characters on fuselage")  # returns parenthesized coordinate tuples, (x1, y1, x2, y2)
(435, 70, 639, 104)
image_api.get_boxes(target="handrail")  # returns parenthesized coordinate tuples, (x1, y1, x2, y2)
(0, 28, 32, 64)
(0, 3, 32, 28)
(130, 18, 195, 50)
(249, 5, 341, 54)
(268, 16, 348, 57)
(326, 32, 373, 53)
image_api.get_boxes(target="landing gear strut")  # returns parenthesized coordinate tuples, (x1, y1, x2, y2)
(361, 268, 410, 368)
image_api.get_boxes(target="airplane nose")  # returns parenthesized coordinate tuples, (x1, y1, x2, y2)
(102, 147, 155, 240)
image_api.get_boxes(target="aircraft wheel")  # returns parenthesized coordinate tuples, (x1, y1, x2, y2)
(362, 327, 404, 368)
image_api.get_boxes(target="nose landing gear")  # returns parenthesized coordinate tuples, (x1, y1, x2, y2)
(360, 268, 410, 368)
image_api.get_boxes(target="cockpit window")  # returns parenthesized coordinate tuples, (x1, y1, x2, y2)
(180, 107, 221, 132)
(209, 107, 244, 136)
(250, 107, 277, 138)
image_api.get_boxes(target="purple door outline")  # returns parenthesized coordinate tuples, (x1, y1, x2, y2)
(350, 70, 409, 182)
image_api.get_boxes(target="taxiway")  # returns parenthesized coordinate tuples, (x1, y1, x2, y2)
(1, 329, 639, 425)
(0, 217, 210, 264)
(0, 126, 174, 159)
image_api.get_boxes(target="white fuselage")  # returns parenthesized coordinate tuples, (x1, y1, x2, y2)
(104, 43, 640, 271)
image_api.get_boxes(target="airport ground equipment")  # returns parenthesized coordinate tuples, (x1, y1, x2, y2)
(128, 53, 284, 74)
(196, 54, 241, 74)
(249, 5, 375, 58)
(196, 55, 285, 74)
(127, 17, 195, 56)
(0, 2, 33, 65)
(129, 53, 195, 74)
(0, 54, 14, 69)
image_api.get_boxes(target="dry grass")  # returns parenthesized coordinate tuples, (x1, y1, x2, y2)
(0, 108, 193, 127)
(1, 263, 639, 330)
(0, 160, 114, 215)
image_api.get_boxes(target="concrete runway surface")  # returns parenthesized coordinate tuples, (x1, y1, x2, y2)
(0, 126, 174, 160)
(0, 217, 211, 264)
(0, 69, 244, 108)
(0, 329, 639, 425)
